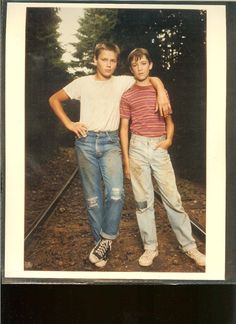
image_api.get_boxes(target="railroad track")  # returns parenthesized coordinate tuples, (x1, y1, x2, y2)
(154, 190, 206, 242)
(25, 168, 206, 244)
(24, 167, 79, 244)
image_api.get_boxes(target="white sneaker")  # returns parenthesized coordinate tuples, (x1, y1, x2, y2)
(139, 249, 158, 267)
(185, 248, 205, 267)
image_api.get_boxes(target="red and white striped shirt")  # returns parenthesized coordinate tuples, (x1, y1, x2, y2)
(120, 84, 170, 137)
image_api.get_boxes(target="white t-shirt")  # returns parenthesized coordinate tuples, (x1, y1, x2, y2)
(63, 75, 134, 131)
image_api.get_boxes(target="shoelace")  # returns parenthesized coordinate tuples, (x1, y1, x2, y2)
(95, 240, 109, 257)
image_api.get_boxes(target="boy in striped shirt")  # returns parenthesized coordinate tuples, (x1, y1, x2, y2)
(120, 48, 205, 267)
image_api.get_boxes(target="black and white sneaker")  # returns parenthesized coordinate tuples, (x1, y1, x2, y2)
(89, 239, 112, 267)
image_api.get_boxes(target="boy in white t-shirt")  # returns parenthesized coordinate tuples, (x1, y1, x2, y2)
(49, 42, 171, 268)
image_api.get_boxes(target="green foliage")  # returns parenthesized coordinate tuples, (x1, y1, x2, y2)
(26, 8, 61, 56)
(25, 8, 70, 161)
(72, 9, 206, 77)
(26, 8, 70, 92)
(72, 9, 119, 71)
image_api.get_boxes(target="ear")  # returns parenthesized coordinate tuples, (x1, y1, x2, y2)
(129, 66, 134, 75)
(93, 56, 97, 66)
(149, 62, 153, 71)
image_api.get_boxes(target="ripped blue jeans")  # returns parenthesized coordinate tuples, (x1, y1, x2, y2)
(129, 134, 196, 252)
(75, 131, 124, 242)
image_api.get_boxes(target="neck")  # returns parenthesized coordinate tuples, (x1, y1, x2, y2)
(135, 78, 152, 86)
(94, 71, 112, 81)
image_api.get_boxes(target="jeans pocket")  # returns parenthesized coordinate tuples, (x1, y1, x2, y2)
(155, 147, 168, 155)
(108, 134, 119, 144)
(159, 147, 168, 152)
(75, 136, 88, 148)
(130, 136, 136, 147)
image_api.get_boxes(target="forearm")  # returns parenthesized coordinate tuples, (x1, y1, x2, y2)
(120, 121, 130, 167)
(49, 94, 72, 129)
(49, 89, 87, 137)
(149, 77, 166, 93)
(165, 116, 174, 144)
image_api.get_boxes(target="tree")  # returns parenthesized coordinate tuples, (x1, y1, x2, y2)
(71, 9, 119, 72)
(72, 9, 206, 76)
(25, 8, 70, 161)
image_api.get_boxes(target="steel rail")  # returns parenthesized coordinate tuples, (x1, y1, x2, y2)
(25, 169, 205, 244)
(154, 189, 206, 242)
(24, 167, 79, 244)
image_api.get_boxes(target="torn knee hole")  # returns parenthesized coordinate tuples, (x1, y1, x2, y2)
(136, 200, 148, 212)
(87, 197, 98, 208)
(110, 188, 123, 201)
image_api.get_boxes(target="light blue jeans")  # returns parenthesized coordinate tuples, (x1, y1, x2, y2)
(75, 131, 124, 242)
(129, 134, 197, 252)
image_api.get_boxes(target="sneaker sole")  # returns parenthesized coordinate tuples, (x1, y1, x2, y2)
(185, 253, 205, 267)
(194, 261, 205, 267)
(94, 259, 108, 268)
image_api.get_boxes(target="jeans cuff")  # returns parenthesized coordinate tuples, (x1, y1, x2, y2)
(100, 230, 118, 240)
(181, 243, 197, 253)
(144, 243, 158, 251)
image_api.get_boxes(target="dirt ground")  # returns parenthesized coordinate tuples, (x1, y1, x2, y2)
(25, 147, 205, 274)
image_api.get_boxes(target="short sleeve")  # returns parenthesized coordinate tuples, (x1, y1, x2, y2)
(118, 76, 135, 93)
(120, 94, 131, 119)
(63, 77, 83, 100)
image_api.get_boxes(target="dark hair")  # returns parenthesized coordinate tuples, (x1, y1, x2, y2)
(94, 42, 120, 59)
(128, 48, 152, 66)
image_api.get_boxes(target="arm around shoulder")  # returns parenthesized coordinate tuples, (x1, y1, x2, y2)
(149, 77, 172, 117)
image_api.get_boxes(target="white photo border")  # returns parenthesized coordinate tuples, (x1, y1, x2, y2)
(4, 2, 226, 282)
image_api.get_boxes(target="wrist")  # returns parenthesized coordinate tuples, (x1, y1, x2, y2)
(166, 138, 172, 146)
(65, 120, 73, 130)
(123, 159, 129, 167)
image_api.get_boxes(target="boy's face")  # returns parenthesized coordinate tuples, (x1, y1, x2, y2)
(130, 55, 153, 81)
(94, 49, 118, 79)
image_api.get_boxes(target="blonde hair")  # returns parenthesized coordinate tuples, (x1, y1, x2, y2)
(94, 42, 120, 59)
